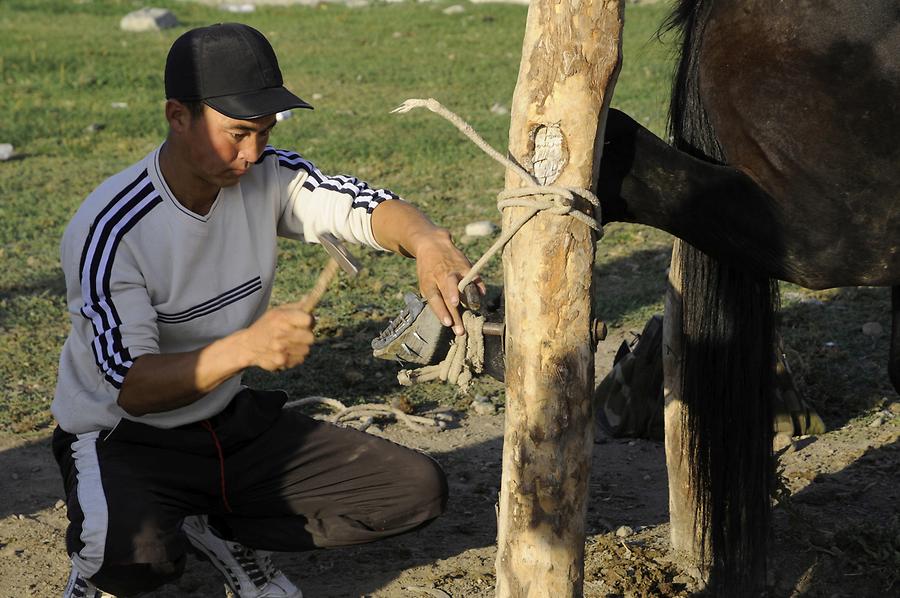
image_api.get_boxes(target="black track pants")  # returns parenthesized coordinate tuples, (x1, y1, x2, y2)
(53, 388, 448, 595)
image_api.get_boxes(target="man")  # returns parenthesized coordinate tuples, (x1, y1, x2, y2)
(54, 23, 482, 598)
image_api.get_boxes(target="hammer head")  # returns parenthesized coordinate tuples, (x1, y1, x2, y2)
(318, 232, 363, 277)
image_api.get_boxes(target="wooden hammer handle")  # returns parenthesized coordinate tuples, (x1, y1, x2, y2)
(299, 259, 341, 312)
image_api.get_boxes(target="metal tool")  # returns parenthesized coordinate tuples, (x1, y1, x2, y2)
(299, 233, 363, 312)
(318, 232, 363, 277)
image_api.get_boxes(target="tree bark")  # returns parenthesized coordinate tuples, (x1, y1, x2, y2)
(663, 239, 699, 556)
(495, 2, 624, 596)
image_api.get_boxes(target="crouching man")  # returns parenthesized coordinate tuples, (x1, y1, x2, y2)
(54, 22, 480, 598)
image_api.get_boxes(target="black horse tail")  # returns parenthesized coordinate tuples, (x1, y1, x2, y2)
(664, 1, 778, 594)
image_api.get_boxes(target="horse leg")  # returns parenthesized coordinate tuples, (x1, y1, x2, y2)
(597, 108, 896, 289)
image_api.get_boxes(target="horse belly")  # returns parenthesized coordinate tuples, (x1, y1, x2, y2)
(699, 0, 900, 286)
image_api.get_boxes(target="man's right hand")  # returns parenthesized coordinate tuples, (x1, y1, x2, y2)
(118, 302, 315, 416)
(239, 302, 316, 371)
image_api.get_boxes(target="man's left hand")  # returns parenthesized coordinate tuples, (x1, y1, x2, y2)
(413, 229, 486, 336)
(370, 200, 486, 337)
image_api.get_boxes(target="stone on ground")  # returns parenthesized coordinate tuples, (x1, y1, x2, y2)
(0, 144, 13, 161)
(464, 220, 497, 237)
(120, 8, 179, 32)
(861, 321, 883, 337)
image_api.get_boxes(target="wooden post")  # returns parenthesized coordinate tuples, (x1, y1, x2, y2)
(662, 240, 699, 557)
(495, 1, 624, 596)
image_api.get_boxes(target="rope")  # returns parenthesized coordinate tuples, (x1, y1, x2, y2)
(283, 395, 453, 433)
(389, 98, 602, 391)
(397, 310, 485, 391)
(391, 98, 603, 294)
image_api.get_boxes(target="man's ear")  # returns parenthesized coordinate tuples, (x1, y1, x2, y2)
(165, 99, 194, 133)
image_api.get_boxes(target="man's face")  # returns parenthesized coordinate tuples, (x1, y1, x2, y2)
(183, 105, 277, 188)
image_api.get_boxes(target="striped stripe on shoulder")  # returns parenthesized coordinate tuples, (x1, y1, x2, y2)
(78, 169, 162, 389)
(257, 146, 399, 213)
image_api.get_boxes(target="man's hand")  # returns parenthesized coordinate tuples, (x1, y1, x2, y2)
(371, 200, 485, 336)
(413, 229, 486, 336)
(117, 302, 315, 416)
(238, 302, 316, 371)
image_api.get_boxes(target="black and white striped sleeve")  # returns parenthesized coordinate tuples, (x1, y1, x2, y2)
(71, 171, 161, 390)
(263, 147, 401, 249)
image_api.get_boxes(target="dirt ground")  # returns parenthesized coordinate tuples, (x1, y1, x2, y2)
(1, 331, 898, 598)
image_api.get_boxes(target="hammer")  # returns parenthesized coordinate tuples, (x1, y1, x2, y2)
(299, 232, 363, 312)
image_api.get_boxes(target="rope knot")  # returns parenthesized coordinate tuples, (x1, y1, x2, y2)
(496, 185, 601, 230)
(497, 185, 600, 223)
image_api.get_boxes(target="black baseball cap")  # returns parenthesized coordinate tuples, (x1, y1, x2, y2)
(165, 23, 313, 119)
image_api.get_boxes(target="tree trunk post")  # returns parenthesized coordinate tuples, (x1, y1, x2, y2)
(663, 240, 700, 557)
(495, 2, 624, 596)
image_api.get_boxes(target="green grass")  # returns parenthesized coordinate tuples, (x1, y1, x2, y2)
(1, 0, 678, 433)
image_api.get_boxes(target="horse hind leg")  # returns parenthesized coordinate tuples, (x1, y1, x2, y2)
(890, 287, 900, 395)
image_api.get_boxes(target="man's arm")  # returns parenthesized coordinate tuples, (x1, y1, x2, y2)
(117, 303, 314, 416)
(371, 200, 484, 336)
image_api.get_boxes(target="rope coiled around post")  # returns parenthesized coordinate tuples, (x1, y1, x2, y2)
(391, 98, 603, 389)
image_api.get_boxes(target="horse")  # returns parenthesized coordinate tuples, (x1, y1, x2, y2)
(595, 0, 900, 594)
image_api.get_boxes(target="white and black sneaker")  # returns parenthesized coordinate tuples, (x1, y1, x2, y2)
(182, 515, 302, 598)
(62, 565, 102, 598)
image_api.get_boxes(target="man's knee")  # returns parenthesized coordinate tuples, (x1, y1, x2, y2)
(90, 554, 186, 596)
(396, 451, 448, 523)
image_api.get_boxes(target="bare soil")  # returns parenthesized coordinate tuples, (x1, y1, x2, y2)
(2, 332, 898, 597)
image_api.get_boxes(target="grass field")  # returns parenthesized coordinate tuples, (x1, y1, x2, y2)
(0, 0, 893, 436)
(0, 0, 674, 433)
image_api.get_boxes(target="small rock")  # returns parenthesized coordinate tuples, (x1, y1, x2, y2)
(85, 123, 105, 134)
(869, 415, 885, 428)
(614, 525, 633, 538)
(489, 102, 509, 116)
(275, 110, 293, 122)
(823, 341, 837, 348)
(673, 574, 693, 584)
(686, 565, 703, 580)
(641, 474, 651, 481)
(120, 8, 179, 32)
(465, 220, 497, 237)
(471, 396, 497, 416)
(889, 402, 900, 416)
(110, 102, 128, 109)
(312, 93, 324, 101)
(11, 472, 20, 480)
(343, 370, 364, 384)
(0, 143, 14, 161)
(861, 321, 883, 337)
(773, 433, 793, 452)
(443, 5, 466, 15)
(390, 396, 414, 414)
(221, 3, 256, 13)
(54, 499, 66, 510)
(30, 466, 40, 473)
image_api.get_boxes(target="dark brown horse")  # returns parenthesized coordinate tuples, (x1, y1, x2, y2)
(596, 0, 899, 594)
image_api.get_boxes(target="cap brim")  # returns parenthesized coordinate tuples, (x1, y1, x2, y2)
(205, 86, 313, 120)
